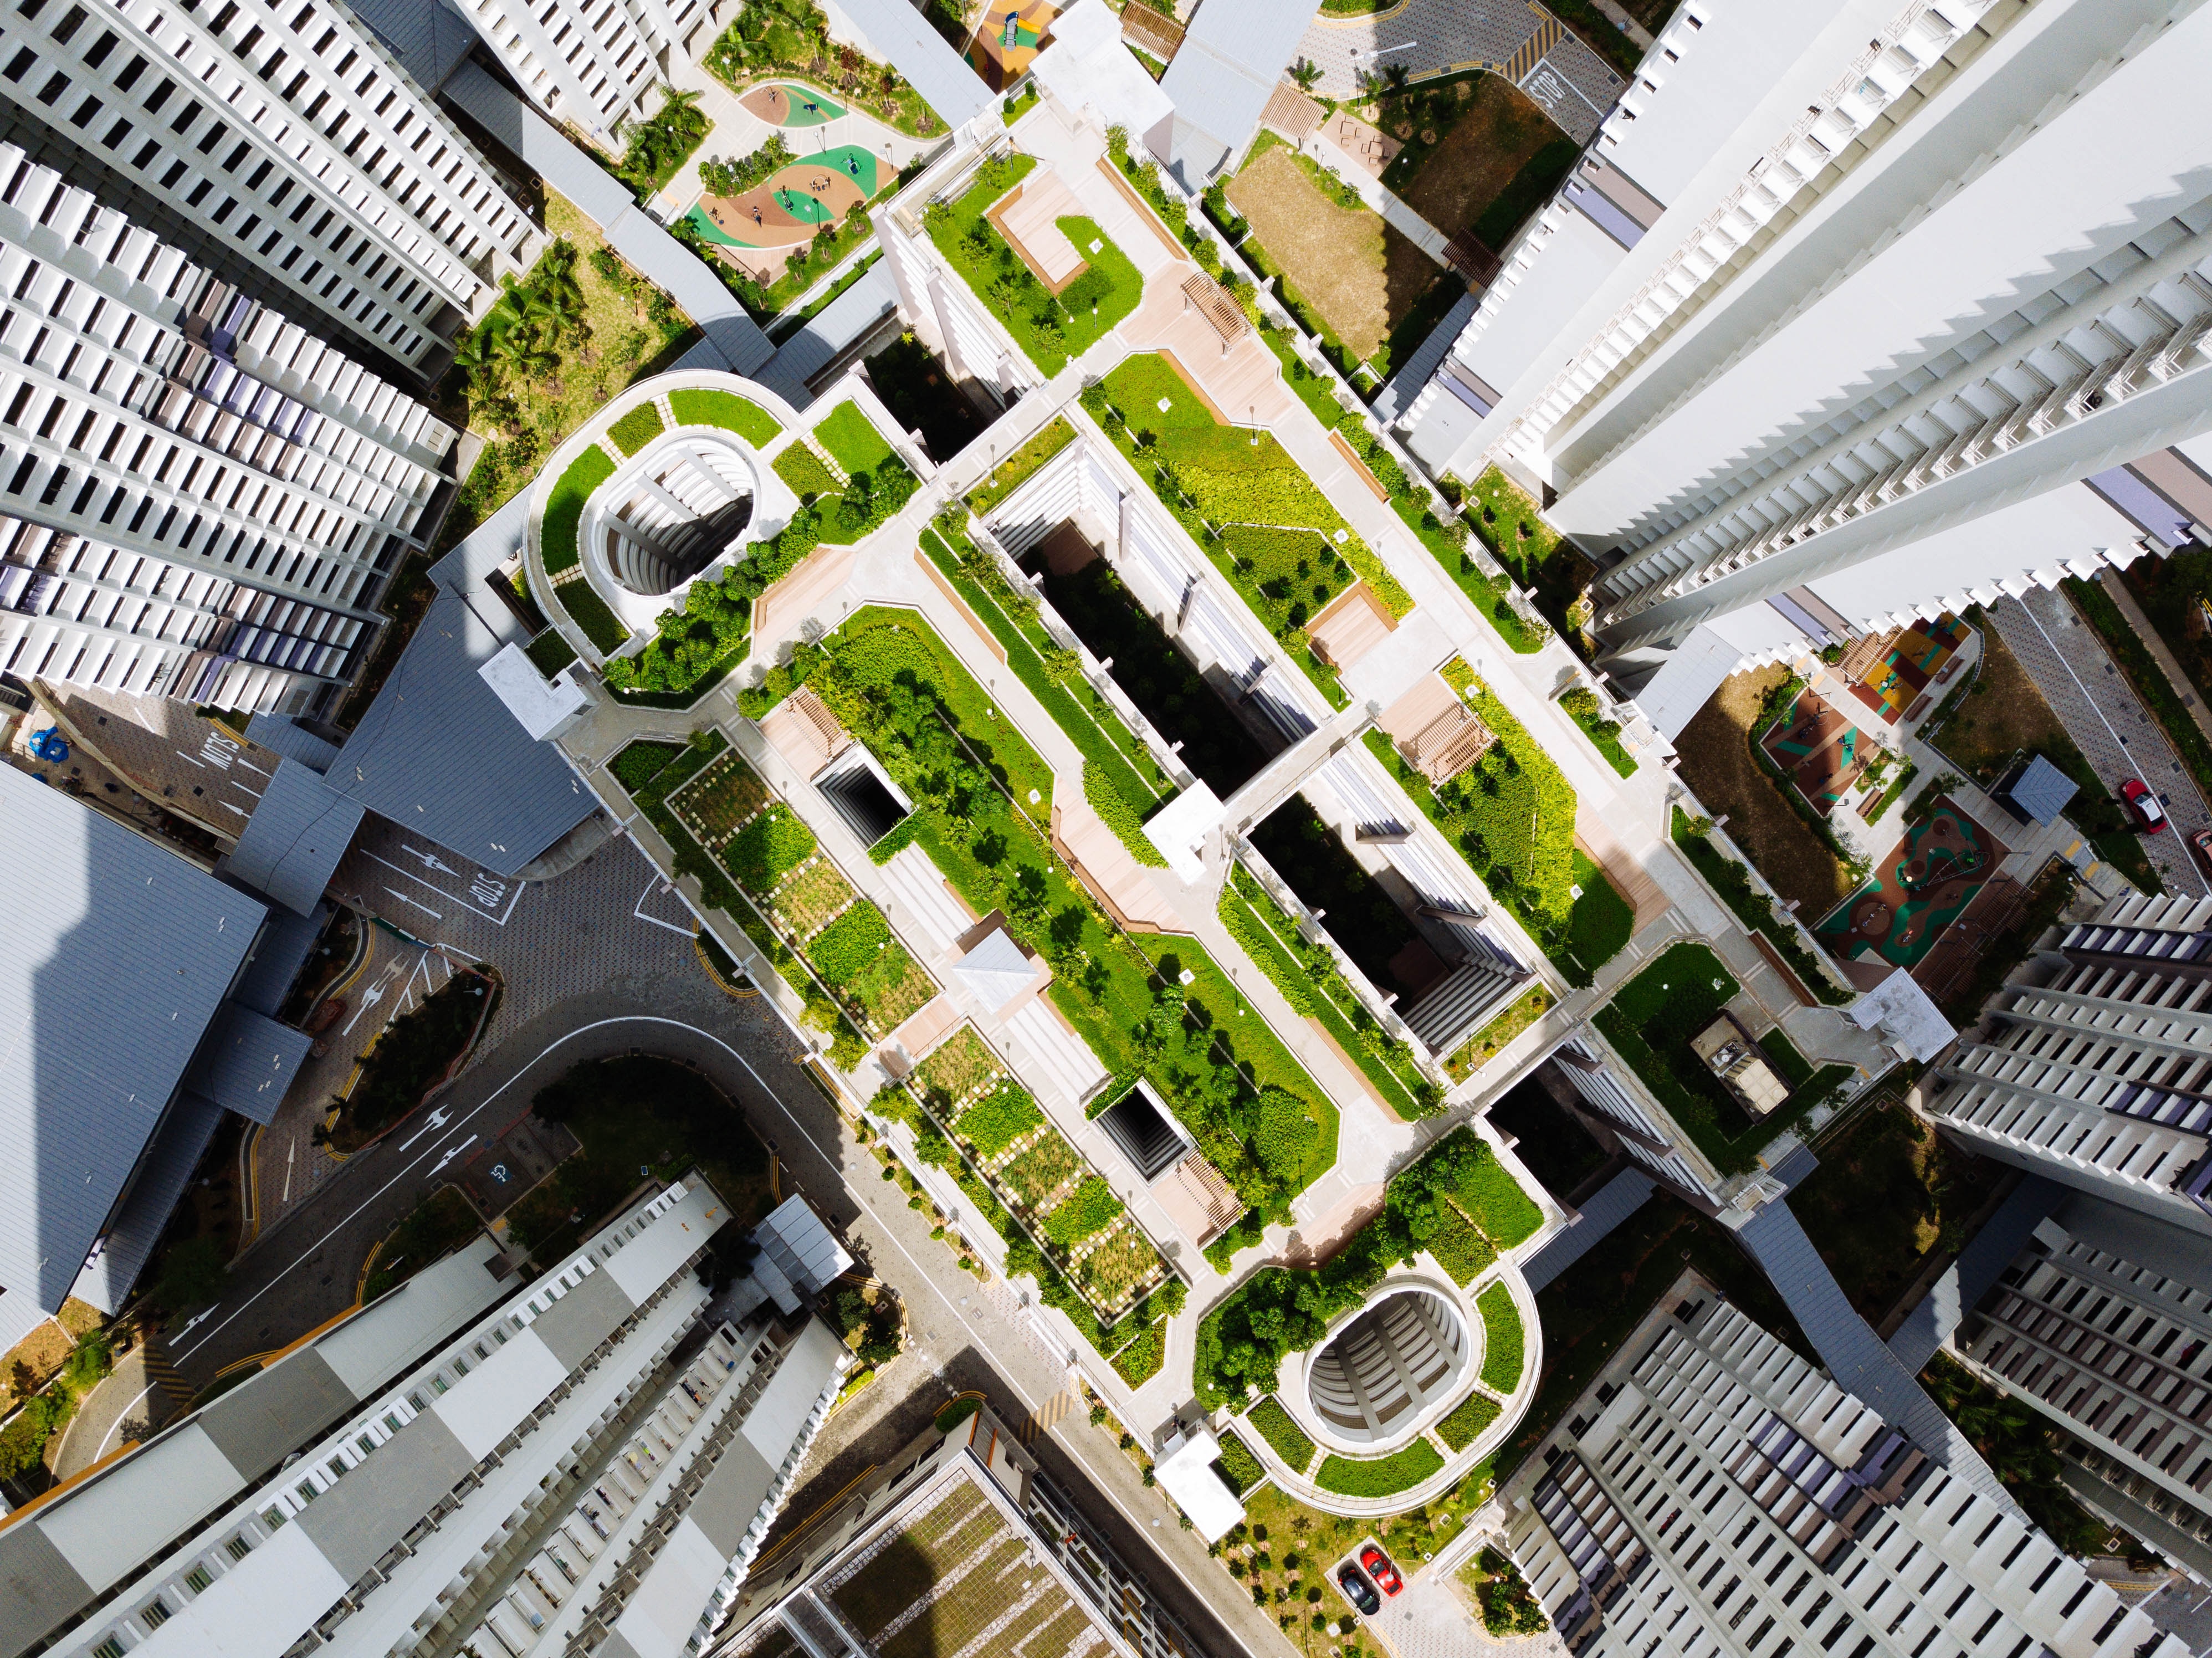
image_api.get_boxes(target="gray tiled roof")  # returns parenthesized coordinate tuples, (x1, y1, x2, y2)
(231, 905, 326, 1017)
(225, 756, 367, 916)
(1887, 1175, 2062, 1373)
(0, 764, 266, 1346)
(1523, 1169, 1652, 1292)
(68, 1093, 227, 1315)
(324, 586, 593, 876)
(343, 0, 479, 93)
(1159, 0, 1325, 186)
(187, 1002, 315, 1125)
(243, 712, 341, 774)
(821, 0, 994, 134)
(2005, 753, 2080, 826)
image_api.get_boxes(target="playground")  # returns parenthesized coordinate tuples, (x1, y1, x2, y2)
(1760, 688, 1870, 818)
(1815, 796, 2009, 971)
(738, 81, 846, 126)
(1844, 612, 1972, 724)
(684, 144, 879, 279)
(965, 0, 1057, 90)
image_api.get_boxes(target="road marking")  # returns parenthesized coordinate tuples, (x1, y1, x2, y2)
(633, 874, 700, 936)
(342, 969, 395, 1036)
(93, 1381, 160, 1460)
(282, 1138, 296, 1204)
(360, 844, 525, 926)
(383, 884, 443, 920)
(398, 1107, 453, 1150)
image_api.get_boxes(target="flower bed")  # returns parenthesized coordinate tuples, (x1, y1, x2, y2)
(966, 416, 1076, 515)
(760, 607, 1340, 1221)
(920, 523, 1175, 868)
(1217, 864, 1438, 1118)
(668, 387, 784, 445)
(1593, 941, 1855, 1173)
(1315, 1440, 1444, 1499)
(925, 154, 1144, 377)
(1195, 1127, 1538, 1407)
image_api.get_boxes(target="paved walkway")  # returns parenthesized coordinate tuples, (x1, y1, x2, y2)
(1989, 589, 2212, 898)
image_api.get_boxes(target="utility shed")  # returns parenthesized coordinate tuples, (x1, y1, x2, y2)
(0, 763, 268, 1350)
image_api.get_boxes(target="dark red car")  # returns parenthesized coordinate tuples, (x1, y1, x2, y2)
(1360, 1544, 1403, 1596)
(2192, 827, 2212, 874)
(2120, 778, 2169, 833)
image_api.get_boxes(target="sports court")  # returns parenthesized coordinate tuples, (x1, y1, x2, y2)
(1815, 796, 2008, 971)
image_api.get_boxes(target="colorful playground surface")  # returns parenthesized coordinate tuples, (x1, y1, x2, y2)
(738, 82, 846, 127)
(966, 0, 1056, 90)
(1815, 796, 2009, 971)
(1760, 689, 1869, 817)
(1847, 613, 1971, 724)
(685, 144, 879, 258)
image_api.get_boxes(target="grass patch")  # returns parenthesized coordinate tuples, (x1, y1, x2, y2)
(967, 416, 1076, 515)
(815, 400, 896, 476)
(1592, 942, 1854, 1174)
(775, 439, 843, 501)
(607, 401, 665, 455)
(1446, 982, 1552, 1081)
(1216, 1429, 1267, 1495)
(1476, 1281, 1523, 1392)
(1670, 810, 1850, 1004)
(1315, 1439, 1444, 1498)
(954, 1079, 1043, 1156)
(1436, 1390, 1501, 1453)
(1564, 849, 1634, 976)
(669, 386, 783, 445)
(542, 444, 617, 575)
(1248, 1396, 1317, 1470)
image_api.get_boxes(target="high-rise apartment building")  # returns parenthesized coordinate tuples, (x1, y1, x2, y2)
(1918, 891, 2212, 1240)
(0, 0, 541, 388)
(4, 1174, 854, 1658)
(0, 152, 465, 713)
(1387, 0, 2212, 731)
(1953, 1191, 2212, 1584)
(1499, 1273, 2189, 1658)
(452, 0, 728, 153)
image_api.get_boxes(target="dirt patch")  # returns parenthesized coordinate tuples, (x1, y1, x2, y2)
(1927, 625, 2071, 781)
(1228, 147, 1391, 358)
(1391, 74, 1562, 242)
(1675, 665, 1857, 917)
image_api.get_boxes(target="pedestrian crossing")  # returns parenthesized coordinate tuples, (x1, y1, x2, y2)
(140, 1344, 194, 1411)
(1017, 1385, 1080, 1443)
(1502, 12, 1564, 84)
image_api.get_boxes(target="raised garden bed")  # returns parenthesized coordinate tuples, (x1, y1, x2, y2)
(966, 416, 1076, 515)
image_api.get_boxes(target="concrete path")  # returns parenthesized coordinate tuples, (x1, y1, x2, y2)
(48, 1340, 190, 1479)
(1989, 589, 2212, 898)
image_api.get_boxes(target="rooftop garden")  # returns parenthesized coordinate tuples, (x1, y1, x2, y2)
(749, 607, 1340, 1226)
(1218, 862, 1440, 1120)
(920, 517, 1177, 868)
(900, 1021, 1168, 1323)
(1670, 810, 1850, 1005)
(617, 730, 871, 1068)
(1364, 662, 1600, 983)
(926, 152, 1144, 378)
(1081, 355, 1415, 709)
(1591, 941, 1855, 1176)
(614, 87, 710, 196)
(704, 0, 943, 139)
(1194, 1125, 1541, 1410)
(966, 416, 1076, 516)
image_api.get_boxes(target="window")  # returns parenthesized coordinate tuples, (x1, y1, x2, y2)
(260, 1506, 286, 1531)
(141, 1598, 172, 1629)
(93, 1641, 125, 1658)
(227, 1536, 253, 1563)
(295, 1480, 318, 1506)
(357, 1435, 375, 1457)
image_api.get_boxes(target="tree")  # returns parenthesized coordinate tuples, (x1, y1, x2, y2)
(152, 1236, 227, 1313)
(1291, 57, 1322, 91)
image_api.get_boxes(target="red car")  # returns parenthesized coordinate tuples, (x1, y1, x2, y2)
(2120, 778, 2169, 834)
(2194, 827, 2212, 874)
(1360, 1544, 1403, 1597)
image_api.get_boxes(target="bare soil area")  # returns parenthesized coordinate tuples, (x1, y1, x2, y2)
(1228, 147, 1421, 360)
(1392, 75, 1560, 241)
(1675, 664, 1856, 918)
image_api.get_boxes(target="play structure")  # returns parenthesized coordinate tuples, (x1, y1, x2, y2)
(738, 81, 846, 127)
(1816, 797, 2008, 971)
(683, 144, 879, 278)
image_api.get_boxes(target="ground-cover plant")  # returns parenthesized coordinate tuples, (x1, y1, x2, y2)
(1424, 1202, 1497, 1286)
(924, 154, 1143, 376)
(774, 439, 843, 500)
(1215, 1429, 1268, 1495)
(542, 445, 617, 575)
(1477, 1281, 1523, 1392)
(1593, 941, 1855, 1174)
(675, 753, 774, 842)
(1670, 810, 1851, 1005)
(966, 416, 1076, 515)
(668, 387, 784, 445)
(0, 1332, 113, 1483)
(1217, 863, 1439, 1119)
(955, 1078, 1043, 1156)
(1316, 1439, 1445, 1498)
(610, 739, 683, 795)
(607, 401, 666, 456)
(1196, 1127, 1538, 1406)
(921, 521, 1176, 867)
(762, 608, 1340, 1217)
(773, 857, 854, 935)
(1436, 1390, 1501, 1453)
(724, 802, 818, 893)
(1248, 1396, 1317, 1471)
(1043, 1176, 1124, 1248)
(621, 733, 869, 1067)
(1447, 982, 1551, 1081)
(1363, 678, 1582, 980)
(1561, 686, 1636, 776)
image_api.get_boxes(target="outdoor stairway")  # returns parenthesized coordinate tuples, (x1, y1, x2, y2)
(879, 844, 976, 955)
(1005, 999, 1107, 1106)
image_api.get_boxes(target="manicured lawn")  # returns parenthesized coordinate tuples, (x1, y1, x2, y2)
(1316, 1439, 1443, 1498)
(924, 155, 1143, 376)
(1477, 1281, 1523, 1392)
(815, 400, 896, 476)
(1248, 1396, 1317, 1471)
(542, 444, 616, 575)
(608, 402, 665, 455)
(669, 387, 782, 445)
(1593, 942, 1855, 1174)
(1563, 850, 1634, 976)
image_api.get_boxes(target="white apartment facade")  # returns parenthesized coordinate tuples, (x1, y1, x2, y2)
(1501, 1275, 2190, 1658)
(1919, 890, 2212, 1240)
(1388, 0, 2212, 733)
(0, 153, 464, 714)
(22, 1175, 852, 1658)
(1953, 1192, 2212, 1585)
(0, 0, 541, 388)
(453, 0, 730, 153)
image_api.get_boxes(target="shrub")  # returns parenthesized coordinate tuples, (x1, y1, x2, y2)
(1043, 1175, 1124, 1248)
(723, 804, 817, 893)
(1111, 1320, 1165, 1385)
(607, 401, 665, 456)
(1315, 1439, 1443, 1498)
(611, 740, 683, 794)
(955, 1079, 1043, 1156)
(1215, 1430, 1267, 1495)
(1478, 1281, 1524, 1393)
(805, 899, 890, 984)
(1248, 1397, 1316, 1470)
(774, 440, 843, 502)
(1436, 1390, 1501, 1451)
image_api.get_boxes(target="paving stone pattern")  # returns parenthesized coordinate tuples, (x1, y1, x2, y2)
(1989, 590, 2212, 898)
